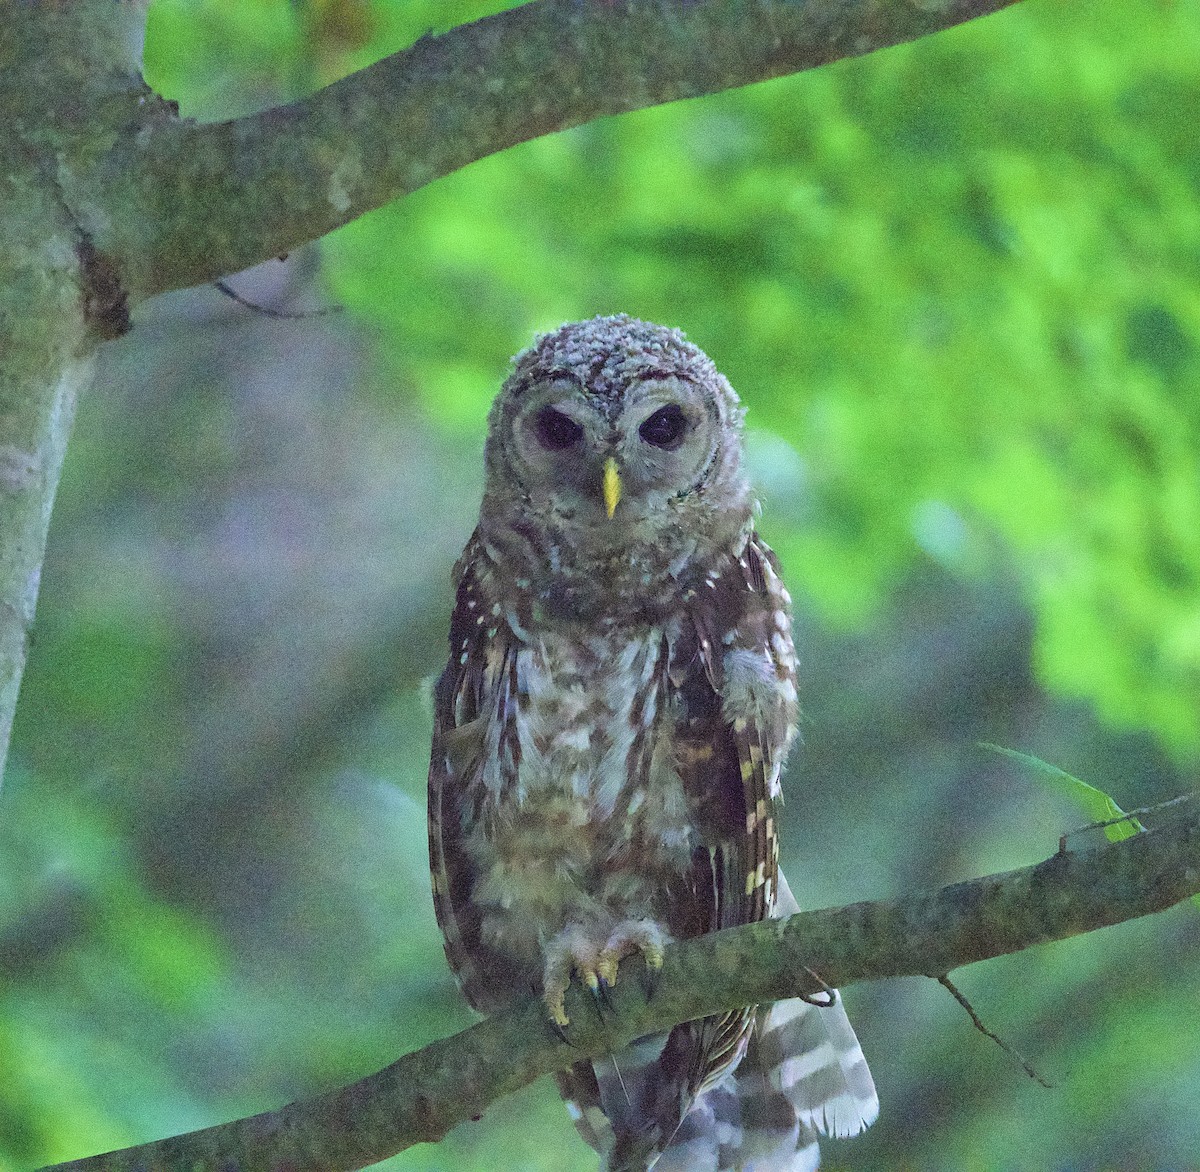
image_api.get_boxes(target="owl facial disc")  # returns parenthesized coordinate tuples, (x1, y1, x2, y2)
(479, 315, 753, 617)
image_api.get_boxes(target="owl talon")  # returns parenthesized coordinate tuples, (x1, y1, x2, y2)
(542, 919, 669, 1027)
(593, 977, 615, 1014)
(545, 983, 572, 1029)
(641, 959, 661, 1001)
(584, 968, 614, 1017)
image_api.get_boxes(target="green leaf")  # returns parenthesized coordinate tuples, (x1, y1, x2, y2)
(985, 743, 1200, 913)
(980, 743, 1144, 842)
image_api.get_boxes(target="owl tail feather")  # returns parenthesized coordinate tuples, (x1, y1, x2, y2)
(760, 993, 878, 1139)
(560, 872, 877, 1171)
(647, 872, 877, 1171)
(572, 992, 877, 1172)
(644, 993, 875, 1172)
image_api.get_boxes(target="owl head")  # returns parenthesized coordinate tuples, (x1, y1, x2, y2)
(479, 315, 753, 618)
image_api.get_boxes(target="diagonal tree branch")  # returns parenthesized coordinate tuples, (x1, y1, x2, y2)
(79, 0, 1029, 304)
(43, 804, 1200, 1172)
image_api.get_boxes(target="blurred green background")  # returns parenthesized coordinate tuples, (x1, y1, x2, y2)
(3, 0, 1198, 1168)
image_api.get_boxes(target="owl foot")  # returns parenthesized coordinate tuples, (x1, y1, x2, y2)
(543, 919, 668, 1027)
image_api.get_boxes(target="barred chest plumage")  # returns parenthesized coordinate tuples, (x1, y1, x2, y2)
(466, 617, 694, 974)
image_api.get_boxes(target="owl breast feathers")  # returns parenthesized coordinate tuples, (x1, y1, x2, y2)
(428, 315, 877, 1171)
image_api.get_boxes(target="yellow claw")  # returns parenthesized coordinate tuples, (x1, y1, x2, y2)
(546, 989, 570, 1028)
(603, 457, 622, 519)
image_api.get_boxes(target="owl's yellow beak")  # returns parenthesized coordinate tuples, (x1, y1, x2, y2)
(602, 457, 622, 520)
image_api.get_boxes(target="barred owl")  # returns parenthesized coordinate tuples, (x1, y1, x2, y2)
(428, 315, 877, 1171)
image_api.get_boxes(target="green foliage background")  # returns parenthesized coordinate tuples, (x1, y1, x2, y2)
(2, 1, 1198, 1169)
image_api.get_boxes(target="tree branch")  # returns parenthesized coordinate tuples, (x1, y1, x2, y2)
(43, 803, 1200, 1172)
(84, 0, 1028, 302)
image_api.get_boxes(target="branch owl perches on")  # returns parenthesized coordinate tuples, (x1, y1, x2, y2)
(427, 316, 877, 1171)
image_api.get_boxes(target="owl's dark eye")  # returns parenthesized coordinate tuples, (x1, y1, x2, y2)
(533, 407, 583, 451)
(638, 404, 688, 450)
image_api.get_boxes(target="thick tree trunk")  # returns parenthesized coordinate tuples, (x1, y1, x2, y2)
(0, 3, 149, 771)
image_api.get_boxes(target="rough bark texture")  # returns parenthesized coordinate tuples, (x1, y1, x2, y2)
(0, 1, 148, 775)
(78, 0, 1026, 303)
(41, 807, 1200, 1172)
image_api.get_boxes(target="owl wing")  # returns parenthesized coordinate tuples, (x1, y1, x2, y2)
(427, 530, 519, 1013)
(669, 531, 797, 1078)
(680, 531, 795, 928)
(653, 538, 877, 1170)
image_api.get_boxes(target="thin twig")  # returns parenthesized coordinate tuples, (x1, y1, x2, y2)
(213, 278, 343, 320)
(1059, 793, 1195, 854)
(799, 964, 837, 1007)
(937, 974, 1052, 1089)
